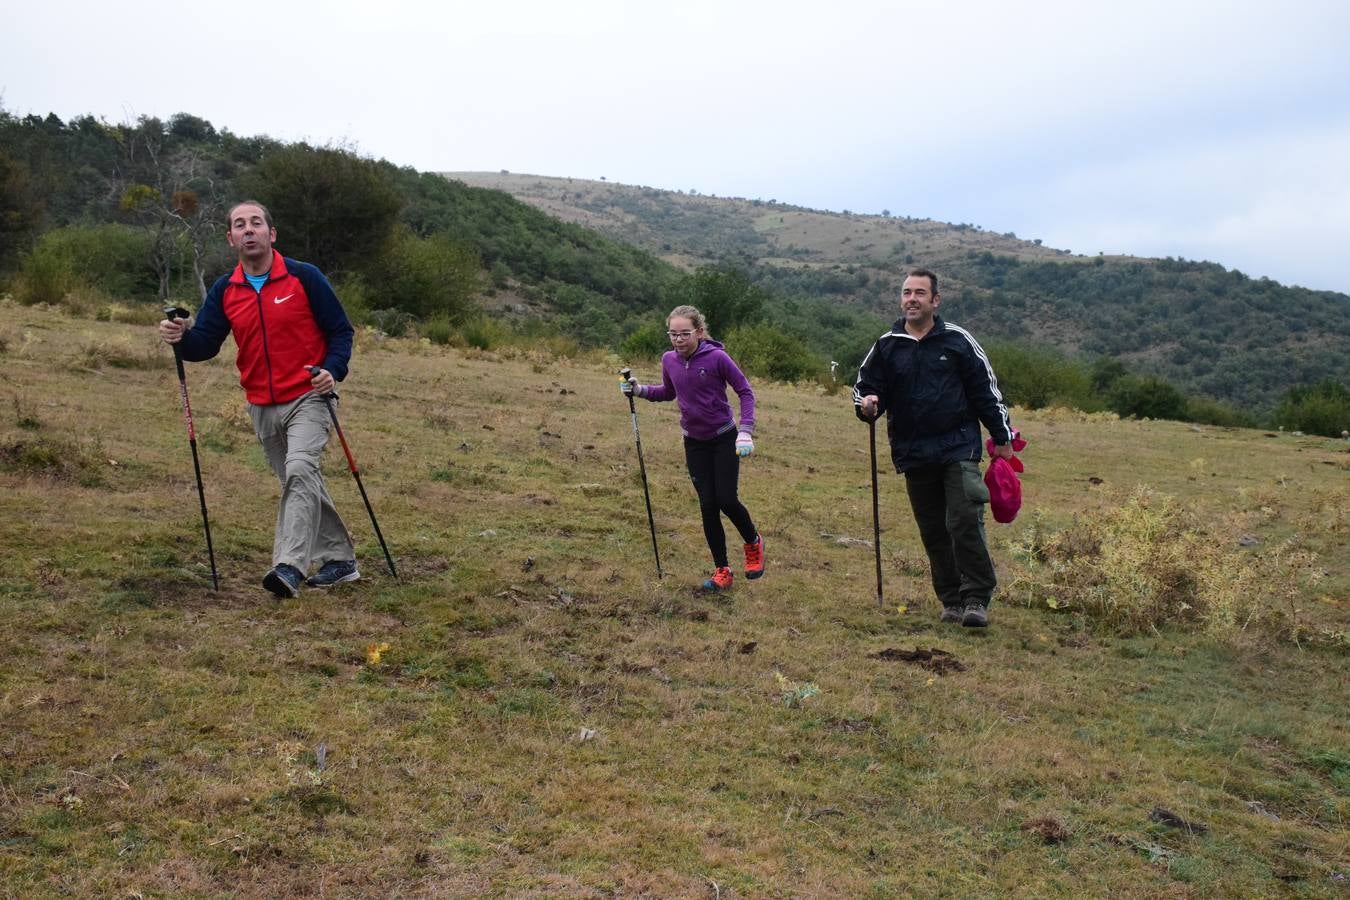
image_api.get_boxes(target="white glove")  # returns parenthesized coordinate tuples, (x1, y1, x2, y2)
(735, 431, 754, 457)
(620, 379, 639, 397)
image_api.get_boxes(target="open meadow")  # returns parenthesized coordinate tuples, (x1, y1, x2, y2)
(0, 299, 1346, 897)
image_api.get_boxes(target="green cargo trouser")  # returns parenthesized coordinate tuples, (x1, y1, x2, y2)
(248, 392, 354, 573)
(904, 460, 996, 609)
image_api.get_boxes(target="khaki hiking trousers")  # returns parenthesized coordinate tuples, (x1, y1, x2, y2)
(248, 392, 354, 574)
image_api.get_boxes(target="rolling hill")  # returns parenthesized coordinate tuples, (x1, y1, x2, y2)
(447, 172, 1350, 412)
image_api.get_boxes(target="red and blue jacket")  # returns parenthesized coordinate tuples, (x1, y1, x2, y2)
(178, 251, 354, 405)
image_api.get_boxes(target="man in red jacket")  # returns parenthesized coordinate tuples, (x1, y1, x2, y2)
(159, 201, 358, 598)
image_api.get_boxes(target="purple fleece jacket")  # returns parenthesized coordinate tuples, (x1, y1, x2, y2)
(637, 339, 756, 440)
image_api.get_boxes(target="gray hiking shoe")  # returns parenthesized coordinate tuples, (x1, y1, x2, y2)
(306, 559, 360, 587)
(262, 563, 303, 598)
(961, 604, 989, 628)
(940, 606, 964, 624)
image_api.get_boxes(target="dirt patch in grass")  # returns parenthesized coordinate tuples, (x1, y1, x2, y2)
(103, 570, 212, 607)
(1022, 816, 1070, 844)
(869, 646, 967, 674)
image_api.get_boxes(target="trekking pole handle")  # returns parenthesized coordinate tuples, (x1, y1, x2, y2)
(163, 307, 191, 379)
(307, 365, 338, 399)
(620, 368, 639, 411)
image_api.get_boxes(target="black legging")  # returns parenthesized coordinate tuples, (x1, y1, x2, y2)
(684, 430, 758, 568)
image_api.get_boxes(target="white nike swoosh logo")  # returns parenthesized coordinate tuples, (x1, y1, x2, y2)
(273, 293, 294, 305)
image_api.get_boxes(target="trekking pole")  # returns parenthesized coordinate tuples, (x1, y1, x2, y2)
(307, 367, 397, 578)
(621, 368, 663, 579)
(164, 306, 219, 590)
(868, 416, 883, 608)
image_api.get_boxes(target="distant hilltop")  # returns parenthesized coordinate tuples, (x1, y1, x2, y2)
(445, 172, 1350, 413)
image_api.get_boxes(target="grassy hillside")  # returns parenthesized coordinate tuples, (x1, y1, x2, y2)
(448, 173, 1350, 412)
(444, 173, 1070, 275)
(0, 300, 1346, 895)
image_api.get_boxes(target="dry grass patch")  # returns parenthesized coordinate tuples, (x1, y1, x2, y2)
(1005, 489, 1336, 646)
(77, 332, 168, 370)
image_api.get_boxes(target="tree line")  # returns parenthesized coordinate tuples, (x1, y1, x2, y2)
(1, 107, 1344, 436)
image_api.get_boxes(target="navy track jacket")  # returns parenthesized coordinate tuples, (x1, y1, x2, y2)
(853, 315, 1012, 473)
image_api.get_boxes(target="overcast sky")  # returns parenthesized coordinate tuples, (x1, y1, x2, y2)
(4, 0, 1349, 293)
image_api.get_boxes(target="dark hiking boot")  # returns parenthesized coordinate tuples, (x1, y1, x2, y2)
(306, 559, 360, 587)
(961, 604, 989, 628)
(263, 563, 303, 599)
(940, 605, 964, 624)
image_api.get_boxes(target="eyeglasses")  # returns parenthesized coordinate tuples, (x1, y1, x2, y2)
(667, 330, 696, 339)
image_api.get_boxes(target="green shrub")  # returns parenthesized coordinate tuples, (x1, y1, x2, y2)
(459, 315, 505, 350)
(16, 224, 159, 304)
(376, 226, 481, 323)
(422, 315, 453, 346)
(554, 283, 621, 347)
(724, 324, 821, 383)
(13, 247, 73, 305)
(368, 308, 414, 338)
(678, 268, 766, 333)
(1274, 378, 1349, 438)
(983, 341, 1095, 410)
(618, 322, 669, 361)
(1185, 396, 1257, 428)
(332, 273, 375, 326)
(1107, 375, 1188, 420)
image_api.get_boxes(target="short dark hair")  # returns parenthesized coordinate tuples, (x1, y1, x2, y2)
(227, 200, 274, 230)
(906, 268, 939, 295)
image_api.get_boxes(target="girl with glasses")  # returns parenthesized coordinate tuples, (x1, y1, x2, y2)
(621, 305, 764, 591)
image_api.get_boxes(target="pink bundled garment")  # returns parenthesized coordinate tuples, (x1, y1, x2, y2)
(984, 429, 1027, 524)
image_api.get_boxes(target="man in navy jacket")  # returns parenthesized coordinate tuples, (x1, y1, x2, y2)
(159, 201, 358, 598)
(853, 269, 1014, 628)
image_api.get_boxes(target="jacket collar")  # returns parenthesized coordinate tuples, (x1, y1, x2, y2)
(229, 250, 288, 285)
(679, 337, 724, 362)
(889, 314, 946, 340)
